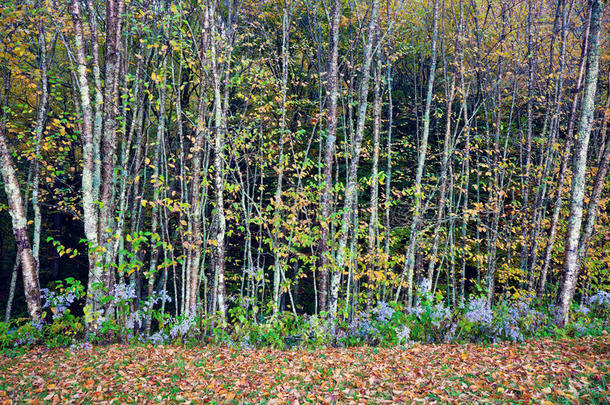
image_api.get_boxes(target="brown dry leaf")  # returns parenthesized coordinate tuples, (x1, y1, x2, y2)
(0, 336, 608, 403)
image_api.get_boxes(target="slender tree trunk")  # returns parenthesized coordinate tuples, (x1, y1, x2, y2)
(329, 0, 379, 322)
(458, 0, 470, 306)
(575, 85, 610, 273)
(427, 79, 455, 282)
(187, 11, 210, 316)
(396, 0, 439, 306)
(113, 59, 145, 279)
(98, 0, 125, 292)
(272, 3, 291, 314)
(556, 0, 604, 326)
(318, 0, 341, 314)
(86, 0, 104, 216)
(4, 159, 33, 321)
(527, 0, 568, 291)
(0, 71, 41, 321)
(485, 6, 509, 306)
(0, 143, 42, 321)
(383, 53, 393, 304)
(519, 0, 534, 282)
(366, 55, 382, 305)
(71, 0, 102, 311)
(31, 20, 49, 277)
(145, 59, 166, 333)
(538, 4, 590, 298)
(210, 0, 227, 321)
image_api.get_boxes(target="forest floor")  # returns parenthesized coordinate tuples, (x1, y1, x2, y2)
(0, 335, 608, 404)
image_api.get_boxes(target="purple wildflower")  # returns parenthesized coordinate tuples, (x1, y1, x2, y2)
(148, 332, 169, 345)
(112, 283, 137, 301)
(373, 301, 395, 323)
(397, 326, 411, 344)
(588, 291, 610, 308)
(465, 297, 493, 325)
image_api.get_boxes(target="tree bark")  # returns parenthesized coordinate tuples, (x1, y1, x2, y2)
(575, 82, 610, 274)
(98, 0, 125, 291)
(538, 3, 589, 298)
(366, 55, 382, 305)
(396, 0, 439, 306)
(210, 0, 228, 321)
(427, 79, 455, 283)
(70, 0, 103, 311)
(556, 0, 604, 326)
(329, 0, 379, 322)
(457, 0, 470, 306)
(0, 71, 41, 321)
(272, 2, 291, 314)
(186, 8, 210, 316)
(318, 0, 341, 314)
(146, 55, 166, 333)
(31, 19, 50, 277)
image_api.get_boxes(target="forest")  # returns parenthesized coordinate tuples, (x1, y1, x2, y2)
(0, 0, 609, 402)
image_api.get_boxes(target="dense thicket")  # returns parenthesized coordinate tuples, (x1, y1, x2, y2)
(0, 0, 608, 330)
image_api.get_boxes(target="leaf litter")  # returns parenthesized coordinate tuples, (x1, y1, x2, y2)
(0, 335, 608, 403)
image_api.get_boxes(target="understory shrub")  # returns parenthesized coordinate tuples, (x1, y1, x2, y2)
(1, 278, 608, 351)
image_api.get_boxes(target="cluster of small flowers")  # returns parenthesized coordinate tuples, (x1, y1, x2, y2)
(409, 279, 451, 326)
(587, 291, 610, 308)
(347, 312, 374, 338)
(430, 303, 451, 327)
(244, 267, 258, 277)
(406, 305, 424, 317)
(465, 297, 493, 326)
(14, 331, 36, 347)
(40, 288, 78, 319)
(169, 314, 197, 340)
(407, 299, 451, 330)
(5, 328, 16, 341)
(152, 289, 172, 305)
(125, 310, 142, 330)
(112, 283, 137, 302)
(510, 296, 544, 328)
(397, 325, 411, 344)
(575, 324, 588, 335)
(443, 321, 458, 343)
(30, 319, 45, 331)
(575, 304, 591, 316)
(548, 304, 562, 321)
(69, 341, 92, 351)
(239, 338, 255, 350)
(493, 295, 543, 342)
(148, 331, 169, 345)
(372, 301, 395, 322)
(140, 290, 172, 314)
(415, 279, 434, 302)
(497, 318, 523, 342)
(498, 323, 524, 342)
